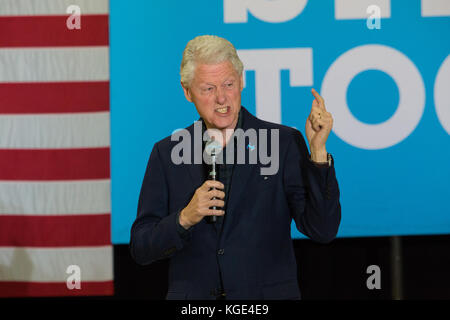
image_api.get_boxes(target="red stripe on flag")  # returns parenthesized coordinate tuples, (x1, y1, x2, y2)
(0, 82, 109, 114)
(0, 15, 109, 47)
(0, 215, 111, 247)
(0, 148, 110, 180)
(0, 281, 114, 297)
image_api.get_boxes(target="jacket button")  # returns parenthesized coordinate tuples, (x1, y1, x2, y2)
(217, 248, 225, 255)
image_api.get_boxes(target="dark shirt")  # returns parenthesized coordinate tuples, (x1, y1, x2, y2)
(205, 109, 243, 235)
(175, 108, 243, 239)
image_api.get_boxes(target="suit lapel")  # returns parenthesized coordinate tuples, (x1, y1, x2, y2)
(186, 162, 205, 190)
(221, 108, 258, 240)
(186, 120, 206, 189)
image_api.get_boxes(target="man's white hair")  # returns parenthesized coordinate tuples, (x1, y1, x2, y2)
(180, 35, 244, 88)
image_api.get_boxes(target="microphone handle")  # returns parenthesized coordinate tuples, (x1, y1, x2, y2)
(209, 154, 218, 223)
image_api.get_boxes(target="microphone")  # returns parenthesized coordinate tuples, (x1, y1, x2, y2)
(204, 139, 222, 224)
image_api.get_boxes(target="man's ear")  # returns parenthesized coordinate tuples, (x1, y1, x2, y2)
(239, 74, 244, 92)
(181, 82, 193, 103)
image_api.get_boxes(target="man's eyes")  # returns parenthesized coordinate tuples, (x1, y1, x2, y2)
(201, 82, 234, 92)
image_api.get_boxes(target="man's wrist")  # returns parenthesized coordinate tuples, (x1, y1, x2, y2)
(179, 209, 193, 230)
(309, 152, 333, 168)
(310, 148, 328, 163)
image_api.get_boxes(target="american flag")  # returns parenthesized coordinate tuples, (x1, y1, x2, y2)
(0, 0, 113, 297)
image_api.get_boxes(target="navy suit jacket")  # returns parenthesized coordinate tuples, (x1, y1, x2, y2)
(130, 107, 341, 300)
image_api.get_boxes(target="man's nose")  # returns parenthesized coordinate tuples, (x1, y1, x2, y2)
(215, 87, 226, 105)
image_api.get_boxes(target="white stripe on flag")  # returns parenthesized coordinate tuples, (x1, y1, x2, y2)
(0, 112, 110, 149)
(0, 180, 111, 215)
(0, 47, 109, 82)
(0, 246, 113, 282)
(0, 0, 109, 16)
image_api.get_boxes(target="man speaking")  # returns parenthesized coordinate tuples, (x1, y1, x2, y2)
(130, 35, 341, 300)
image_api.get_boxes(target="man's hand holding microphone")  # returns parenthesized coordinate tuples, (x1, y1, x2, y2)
(179, 180, 225, 230)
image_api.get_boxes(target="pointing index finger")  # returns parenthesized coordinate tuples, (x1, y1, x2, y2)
(311, 88, 326, 111)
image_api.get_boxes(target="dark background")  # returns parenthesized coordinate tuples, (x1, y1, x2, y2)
(113, 234, 450, 300)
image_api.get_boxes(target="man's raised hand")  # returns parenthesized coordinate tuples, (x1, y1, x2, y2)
(305, 88, 333, 162)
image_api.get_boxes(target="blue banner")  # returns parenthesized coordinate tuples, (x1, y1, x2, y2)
(110, 0, 450, 243)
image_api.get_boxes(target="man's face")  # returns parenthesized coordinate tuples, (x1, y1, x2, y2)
(182, 60, 243, 131)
